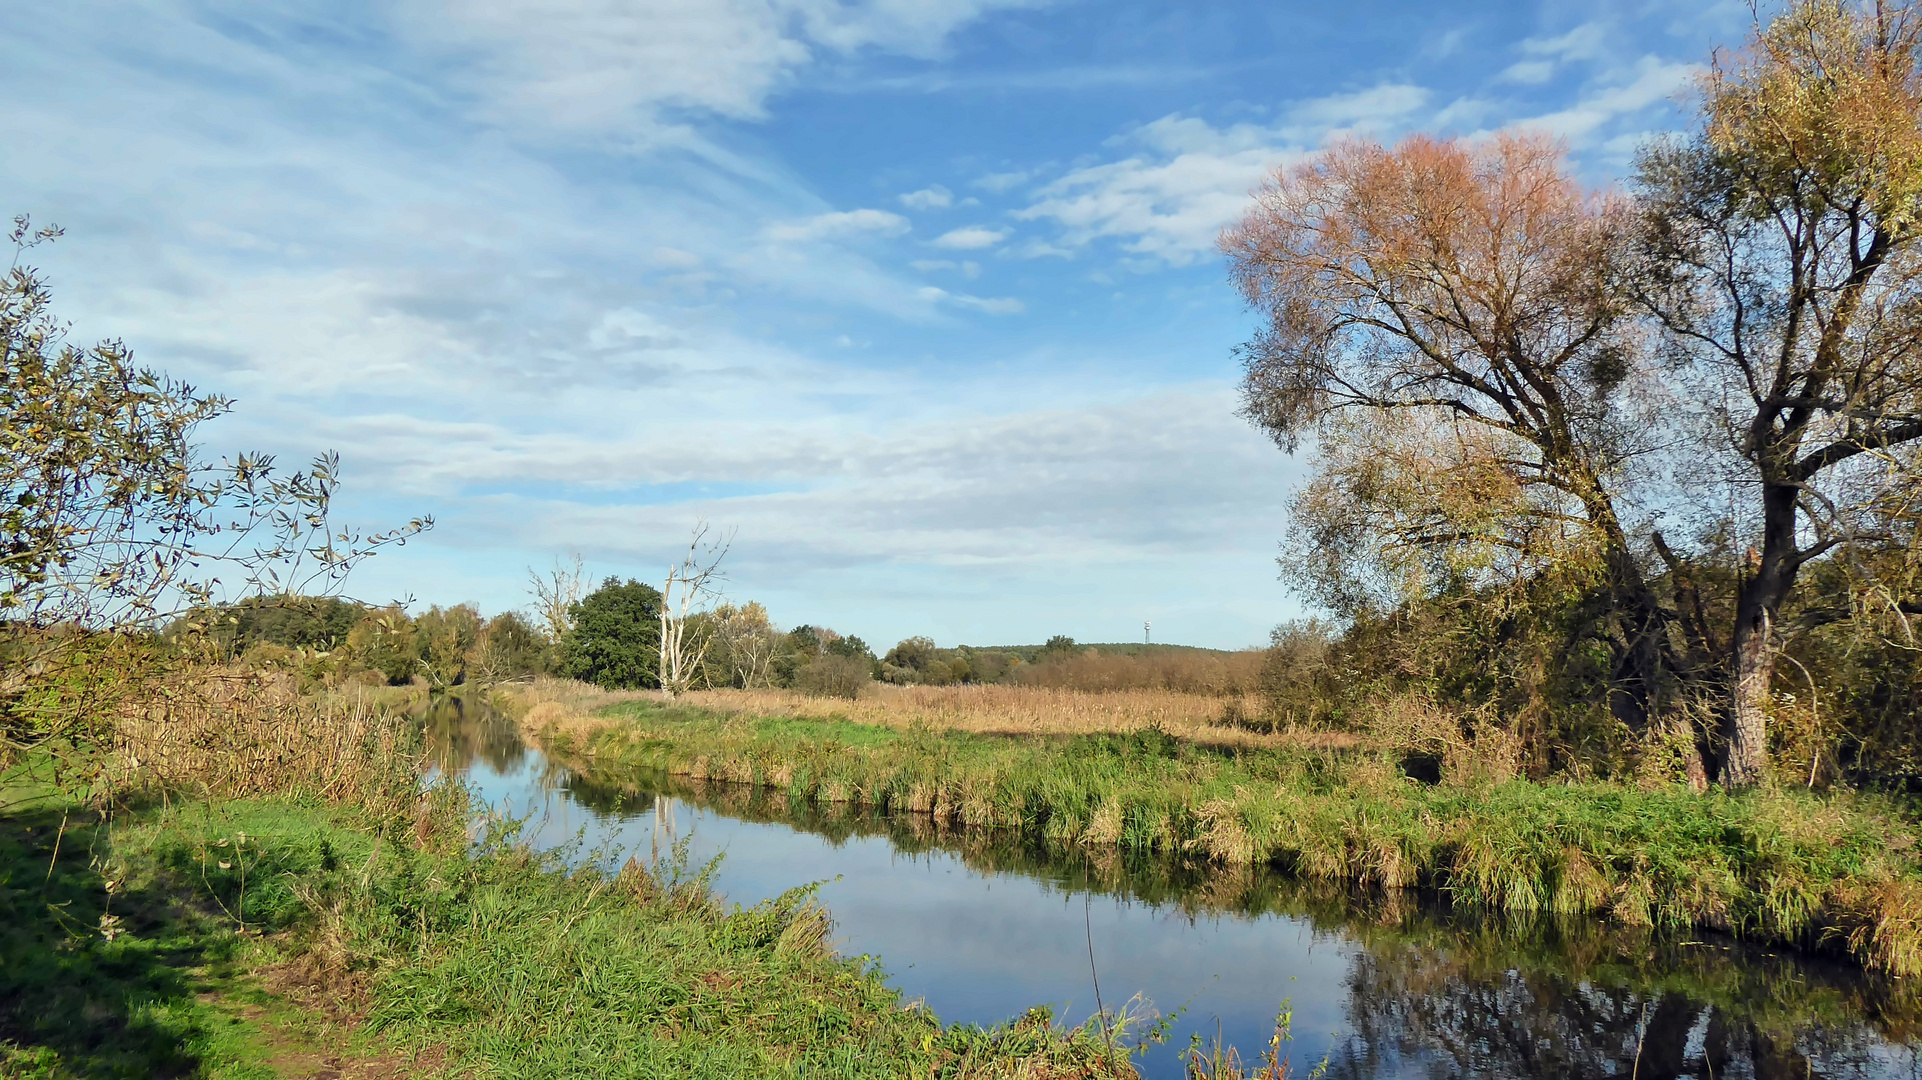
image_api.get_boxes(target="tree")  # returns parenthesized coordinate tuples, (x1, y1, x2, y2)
(343, 605, 418, 685)
(886, 636, 939, 671)
(0, 217, 428, 762)
(883, 636, 959, 684)
(527, 553, 587, 642)
(1220, 136, 1698, 775)
(658, 524, 731, 697)
(474, 610, 547, 683)
(710, 601, 778, 688)
(415, 603, 482, 688)
(1633, 0, 1922, 784)
(560, 578, 662, 690)
(796, 655, 870, 699)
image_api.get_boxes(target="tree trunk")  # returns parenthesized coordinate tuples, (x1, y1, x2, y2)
(1724, 482, 1799, 787)
(1725, 608, 1773, 787)
(1598, 519, 1711, 787)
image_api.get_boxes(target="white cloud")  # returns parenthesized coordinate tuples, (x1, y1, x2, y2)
(653, 246, 703, 268)
(910, 259, 982, 278)
(931, 225, 1009, 250)
(917, 286, 1023, 314)
(973, 169, 1031, 192)
(1522, 22, 1610, 62)
(1496, 22, 1612, 86)
(1501, 60, 1556, 85)
(955, 294, 1023, 315)
(403, 0, 1038, 134)
(765, 208, 911, 242)
(1511, 57, 1698, 142)
(899, 184, 953, 209)
(1286, 83, 1429, 129)
(1012, 83, 1432, 264)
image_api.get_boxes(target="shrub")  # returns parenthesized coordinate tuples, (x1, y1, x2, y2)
(1013, 646, 1265, 695)
(796, 655, 869, 700)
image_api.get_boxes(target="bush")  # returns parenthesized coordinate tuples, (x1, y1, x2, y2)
(796, 655, 869, 700)
(1012, 646, 1264, 695)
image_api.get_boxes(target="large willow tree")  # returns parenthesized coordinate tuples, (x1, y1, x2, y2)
(1222, 133, 1697, 779)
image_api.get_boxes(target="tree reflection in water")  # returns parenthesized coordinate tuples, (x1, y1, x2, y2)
(1328, 928, 1919, 1078)
(419, 694, 527, 774)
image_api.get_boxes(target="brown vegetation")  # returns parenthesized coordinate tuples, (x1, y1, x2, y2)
(1011, 647, 1265, 695)
(99, 668, 426, 816)
(499, 676, 1360, 752)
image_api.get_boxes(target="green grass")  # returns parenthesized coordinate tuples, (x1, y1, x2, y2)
(552, 699, 1922, 976)
(0, 777, 399, 1079)
(0, 762, 1141, 1079)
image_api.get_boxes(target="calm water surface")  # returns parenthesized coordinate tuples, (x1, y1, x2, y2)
(424, 698, 1922, 1080)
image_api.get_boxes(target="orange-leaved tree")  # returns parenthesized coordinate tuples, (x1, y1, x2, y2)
(1223, 133, 1704, 781)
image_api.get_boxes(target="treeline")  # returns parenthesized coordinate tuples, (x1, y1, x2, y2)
(187, 584, 1263, 699)
(173, 596, 545, 689)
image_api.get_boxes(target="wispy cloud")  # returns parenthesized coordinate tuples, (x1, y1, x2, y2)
(401, 0, 1040, 134)
(931, 225, 1009, 250)
(900, 184, 954, 209)
(917, 285, 1023, 314)
(765, 208, 911, 242)
(0, 0, 1747, 647)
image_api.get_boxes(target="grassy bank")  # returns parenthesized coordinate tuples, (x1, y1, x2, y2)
(2, 682, 1145, 1079)
(513, 691, 1922, 977)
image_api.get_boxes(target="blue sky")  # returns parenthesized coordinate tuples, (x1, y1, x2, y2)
(5, 0, 1748, 649)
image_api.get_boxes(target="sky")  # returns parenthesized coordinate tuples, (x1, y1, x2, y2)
(4, 0, 1752, 650)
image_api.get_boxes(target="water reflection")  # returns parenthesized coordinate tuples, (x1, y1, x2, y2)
(422, 693, 527, 775)
(424, 695, 1922, 1080)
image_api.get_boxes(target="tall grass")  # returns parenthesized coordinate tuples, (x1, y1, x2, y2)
(502, 676, 1352, 751)
(520, 693, 1922, 977)
(104, 669, 424, 819)
(82, 790, 1142, 1079)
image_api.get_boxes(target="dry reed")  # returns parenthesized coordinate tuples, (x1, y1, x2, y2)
(109, 668, 422, 813)
(498, 677, 1359, 751)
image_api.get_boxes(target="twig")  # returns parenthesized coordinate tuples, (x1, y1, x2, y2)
(1085, 892, 1108, 1046)
(1632, 1000, 1650, 1079)
(45, 811, 68, 884)
(1782, 653, 1823, 788)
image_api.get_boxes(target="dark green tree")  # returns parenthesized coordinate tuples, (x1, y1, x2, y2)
(560, 578, 663, 689)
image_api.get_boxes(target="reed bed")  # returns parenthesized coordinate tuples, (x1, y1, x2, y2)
(497, 677, 1358, 751)
(515, 688, 1922, 978)
(107, 669, 423, 816)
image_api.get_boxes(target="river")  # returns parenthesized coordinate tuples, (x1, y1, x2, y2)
(424, 695, 1922, 1079)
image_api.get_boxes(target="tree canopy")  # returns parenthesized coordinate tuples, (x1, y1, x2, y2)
(560, 578, 664, 690)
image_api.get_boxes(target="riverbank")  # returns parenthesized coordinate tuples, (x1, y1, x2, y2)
(506, 687, 1922, 977)
(1, 696, 1142, 1078)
